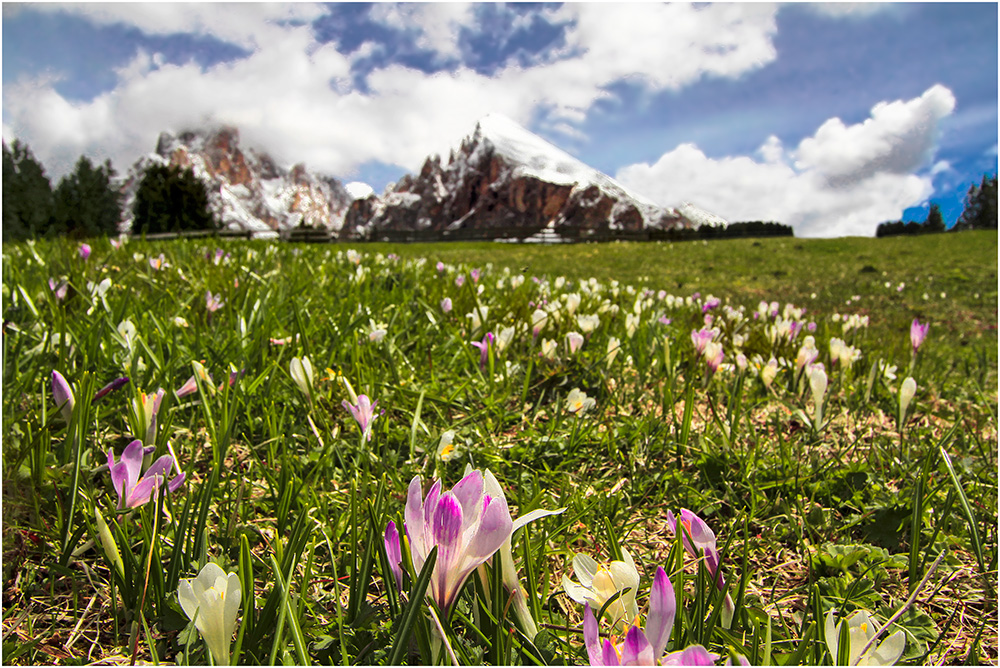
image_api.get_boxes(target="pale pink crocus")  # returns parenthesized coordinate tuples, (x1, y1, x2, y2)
(703, 341, 724, 374)
(206, 291, 224, 313)
(436, 261, 445, 273)
(52, 370, 75, 422)
(107, 439, 185, 509)
(566, 331, 585, 354)
(403, 470, 514, 613)
(441, 297, 453, 313)
(79, 243, 91, 260)
(48, 278, 68, 300)
(455, 274, 465, 288)
(690, 328, 715, 355)
(149, 254, 166, 270)
(343, 394, 379, 441)
(910, 318, 929, 352)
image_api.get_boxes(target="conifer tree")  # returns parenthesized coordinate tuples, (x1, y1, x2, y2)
(2, 140, 55, 241)
(955, 174, 998, 231)
(132, 164, 216, 234)
(52, 156, 123, 238)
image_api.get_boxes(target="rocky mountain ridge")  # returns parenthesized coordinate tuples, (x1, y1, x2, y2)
(120, 115, 727, 239)
(119, 126, 355, 235)
(342, 113, 700, 240)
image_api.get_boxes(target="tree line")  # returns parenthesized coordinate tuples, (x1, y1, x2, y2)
(2, 140, 217, 242)
(875, 174, 997, 237)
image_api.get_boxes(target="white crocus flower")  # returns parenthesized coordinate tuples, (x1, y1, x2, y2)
(178, 563, 242, 666)
(495, 326, 516, 354)
(289, 356, 314, 402)
(540, 339, 558, 360)
(437, 430, 460, 462)
(565, 292, 581, 316)
(577, 314, 600, 333)
(606, 337, 621, 368)
(899, 377, 917, 426)
(530, 308, 548, 336)
(367, 319, 387, 342)
(625, 313, 640, 339)
(562, 548, 640, 629)
(809, 364, 828, 427)
(565, 388, 596, 416)
(824, 610, 905, 666)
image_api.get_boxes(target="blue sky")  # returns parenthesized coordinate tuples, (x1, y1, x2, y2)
(3, 3, 996, 237)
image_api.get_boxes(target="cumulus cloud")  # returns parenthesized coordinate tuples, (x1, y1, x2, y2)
(3, 3, 783, 181)
(367, 3, 477, 62)
(28, 2, 327, 50)
(615, 85, 955, 238)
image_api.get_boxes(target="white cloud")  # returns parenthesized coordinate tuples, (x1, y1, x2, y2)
(615, 86, 954, 238)
(4, 3, 785, 183)
(795, 84, 955, 185)
(367, 3, 476, 61)
(30, 3, 328, 50)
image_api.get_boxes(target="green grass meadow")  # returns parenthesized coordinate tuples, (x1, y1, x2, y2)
(1, 232, 996, 665)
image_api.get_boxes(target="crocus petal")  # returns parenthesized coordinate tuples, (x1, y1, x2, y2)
(431, 493, 464, 610)
(93, 376, 129, 403)
(573, 553, 601, 588)
(142, 454, 175, 482)
(645, 567, 675, 659)
(620, 626, 653, 666)
(120, 440, 145, 498)
(52, 370, 75, 422)
(466, 494, 513, 562)
(405, 476, 427, 572)
(601, 639, 621, 666)
(177, 376, 198, 397)
(385, 521, 404, 593)
(661, 645, 719, 666)
(451, 469, 485, 531)
(871, 630, 906, 666)
(584, 604, 603, 666)
(168, 472, 186, 494)
(126, 473, 163, 508)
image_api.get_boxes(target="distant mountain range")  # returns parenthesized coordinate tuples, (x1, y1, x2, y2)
(119, 115, 728, 239)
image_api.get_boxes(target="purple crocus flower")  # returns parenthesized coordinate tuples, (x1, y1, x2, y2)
(92, 377, 129, 403)
(470, 332, 494, 370)
(404, 470, 514, 613)
(342, 394, 378, 441)
(910, 318, 929, 351)
(455, 274, 465, 288)
(384, 521, 404, 593)
(583, 567, 718, 666)
(470, 268, 481, 284)
(441, 297, 453, 313)
(702, 296, 721, 313)
(666, 508, 736, 627)
(666, 509, 722, 588)
(79, 243, 91, 260)
(690, 328, 715, 355)
(107, 439, 185, 509)
(436, 261, 445, 273)
(52, 370, 75, 422)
